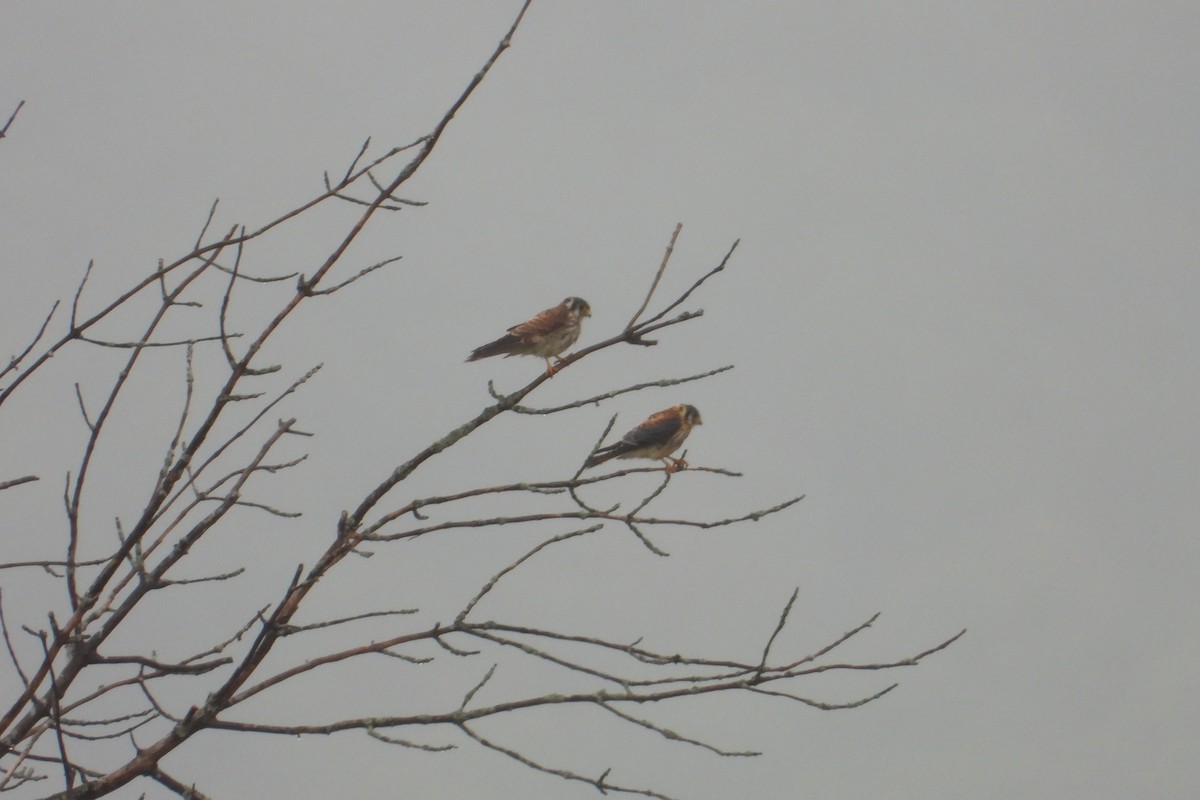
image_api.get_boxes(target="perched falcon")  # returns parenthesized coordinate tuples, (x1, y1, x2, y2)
(467, 297, 591, 376)
(585, 404, 703, 472)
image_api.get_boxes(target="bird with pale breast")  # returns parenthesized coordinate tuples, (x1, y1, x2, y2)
(466, 296, 591, 377)
(585, 404, 703, 472)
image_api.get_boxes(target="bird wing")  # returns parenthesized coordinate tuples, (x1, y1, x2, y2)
(620, 408, 682, 449)
(508, 303, 568, 341)
(585, 409, 683, 467)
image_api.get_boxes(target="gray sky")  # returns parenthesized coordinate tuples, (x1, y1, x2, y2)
(3, 2, 1198, 798)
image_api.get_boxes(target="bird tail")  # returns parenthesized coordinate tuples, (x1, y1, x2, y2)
(466, 334, 518, 362)
(583, 444, 623, 469)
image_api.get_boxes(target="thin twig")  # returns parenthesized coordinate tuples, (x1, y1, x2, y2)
(0, 99, 26, 138)
(280, 608, 419, 635)
(639, 239, 739, 328)
(0, 475, 39, 492)
(510, 365, 734, 414)
(0, 589, 31, 689)
(307, 255, 403, 296)
(459, 722, 679, 800)
(599, 703, 759, 757)
(627, 222, 682, 329)
(1, 299, 58, 382)
(757, 588, 800, 676)
(460, 664, 498, 710)
(456, 526, 603, 623)
(365, 727, 455, 752)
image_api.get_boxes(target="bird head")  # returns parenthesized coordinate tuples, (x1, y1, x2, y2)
(564, 297, 591, 317)
(679, 405, 702, 425)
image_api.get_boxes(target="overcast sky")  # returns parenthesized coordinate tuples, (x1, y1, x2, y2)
(2, 2, 1198, 798)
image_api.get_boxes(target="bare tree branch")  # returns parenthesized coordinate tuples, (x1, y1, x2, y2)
(627, 222, 683, 329)
(640, 239, 739, 328)
(306, 255, 403, 296)
(0, 299, 57, 384)
(599, 703, 760, 757)
(0, 475, 39, 492)
(365, 727, 455, 752)
(0, 99, 25, 139)
(149, 769, 213, 800)
(457, 525, 604, 623)
(508, 365, 734, 414)
(280, 608, 420, 636)
(88, 655, 230, 676)
(459, 722, 680, 800)
(0, 590, 31, 692)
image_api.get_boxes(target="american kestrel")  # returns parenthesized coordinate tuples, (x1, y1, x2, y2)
(584, 404, 703, 472)
(467, 297, 591, 376)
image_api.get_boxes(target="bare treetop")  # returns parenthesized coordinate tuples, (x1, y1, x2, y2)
(0, 4, 960, 798)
